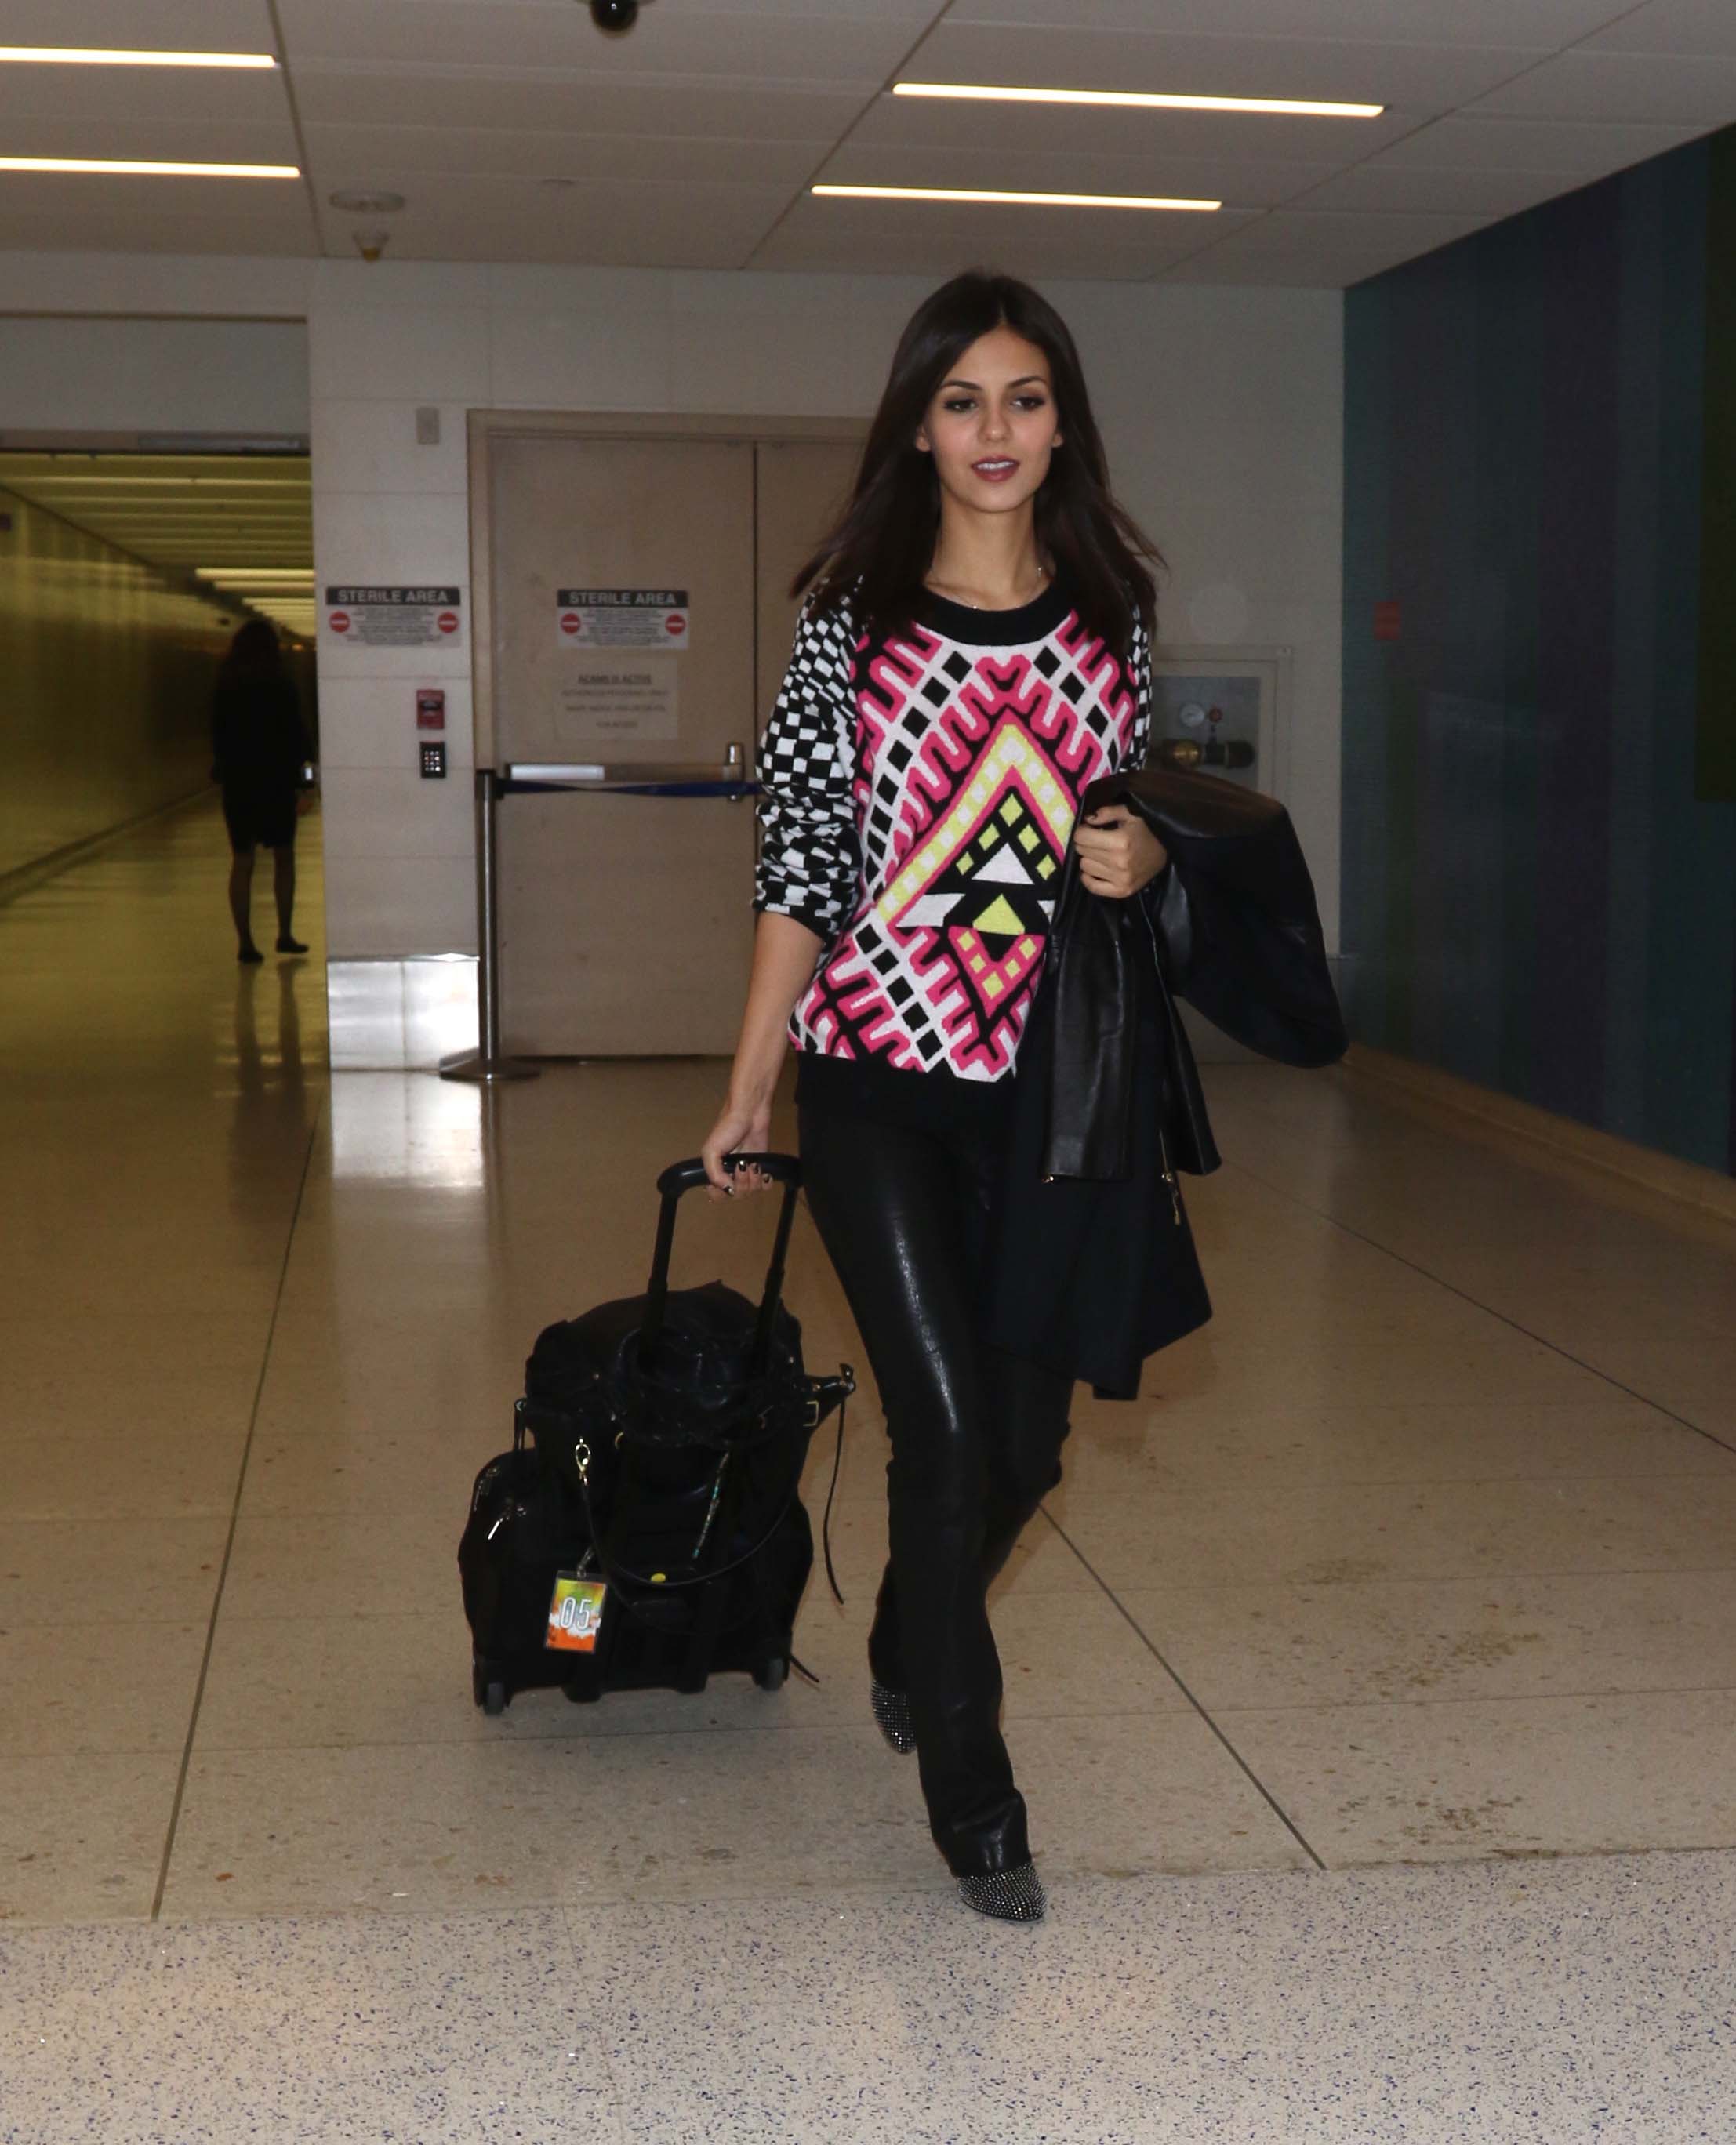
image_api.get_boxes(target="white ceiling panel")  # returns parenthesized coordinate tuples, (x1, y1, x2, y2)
(1370, 112, 1707, 175)
(748, 191, 1264, 279)
(291, 64, 864, 141)
(1585, 0, 1736, 60)
(942, 0, 1637, 45)
(1158, 206, 1491, 284)
(844, 90, 1425, 165)
(311, 170, 795, 267)
(0, 67, 290, 130)
(818, 138, 1344, 211)
(0, 201, 320, 256)
(900, 21, 1568, 107)
(304, 122, 827, 191)
(1292, 162, 1600, 220)
(0, 0, 1730, 286)
(0, 116, 303, 165)
(0, 0, 278, 49)
(1464, 51, 1736, 126)
(278, 0, 919, 83)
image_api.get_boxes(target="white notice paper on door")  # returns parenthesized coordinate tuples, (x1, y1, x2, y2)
(557, 662, 678, 743)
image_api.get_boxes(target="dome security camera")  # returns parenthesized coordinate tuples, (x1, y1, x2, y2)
(590, 0, 639, 28)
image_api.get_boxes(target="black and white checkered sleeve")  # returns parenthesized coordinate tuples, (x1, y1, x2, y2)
(1126, 611, 1153, 771)
(751, 592, 861, 943)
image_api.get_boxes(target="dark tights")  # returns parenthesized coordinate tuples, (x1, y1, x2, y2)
(797, 1102, 1074, 1877)
(229, 844, 296, 949)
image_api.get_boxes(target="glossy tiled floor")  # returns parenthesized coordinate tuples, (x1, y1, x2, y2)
(5, 798, 1736, 2141)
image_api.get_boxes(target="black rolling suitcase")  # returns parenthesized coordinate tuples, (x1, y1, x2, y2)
(459, 1152, 854, 1715)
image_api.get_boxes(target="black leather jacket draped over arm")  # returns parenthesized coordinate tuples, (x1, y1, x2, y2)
(1033, 767, 1348, 1182)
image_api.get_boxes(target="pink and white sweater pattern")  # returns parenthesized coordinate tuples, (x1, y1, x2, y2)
(752, 591, 1150, 1083)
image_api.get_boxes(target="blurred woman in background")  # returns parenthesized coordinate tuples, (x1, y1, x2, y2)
(210, 619, 314, 963)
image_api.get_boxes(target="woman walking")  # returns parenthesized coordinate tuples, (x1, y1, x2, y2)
(701, 271, 1171, 1923)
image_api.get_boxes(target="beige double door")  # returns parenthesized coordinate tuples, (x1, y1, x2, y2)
(480, 426, 856, 1055)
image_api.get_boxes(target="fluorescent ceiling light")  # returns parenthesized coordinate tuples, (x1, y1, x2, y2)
(813, 183, 1218, 212)
(196, 568, 315, 579)
(894, 81, 1383, 119)
(0, 157, 299, 178)
(12, 479, 306, 490)
(0, 46, 276, 69)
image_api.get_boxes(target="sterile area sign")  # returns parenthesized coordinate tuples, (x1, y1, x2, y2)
(324, 586, 463, 647)
(556, 587, 690, 648)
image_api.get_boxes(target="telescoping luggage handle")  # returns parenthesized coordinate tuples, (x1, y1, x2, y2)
(641, 1152, 802, 1381)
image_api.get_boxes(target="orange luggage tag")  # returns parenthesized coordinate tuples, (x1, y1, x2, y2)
(547, 1572, 607, 1653)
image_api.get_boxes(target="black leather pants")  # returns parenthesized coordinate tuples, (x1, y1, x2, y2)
(797, 1102, 1075, 1877)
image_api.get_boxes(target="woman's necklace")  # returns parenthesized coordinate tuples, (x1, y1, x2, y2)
(924, 561, 1051, 611)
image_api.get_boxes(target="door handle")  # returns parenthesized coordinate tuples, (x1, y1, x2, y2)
(507, 743, 744, 785)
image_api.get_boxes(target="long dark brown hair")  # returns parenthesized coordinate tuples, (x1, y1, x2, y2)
(794, 270, 1164, 661)
(219, 617, 284, 683)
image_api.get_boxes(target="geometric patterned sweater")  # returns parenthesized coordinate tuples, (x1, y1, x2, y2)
(752, 577, 1150, 1092)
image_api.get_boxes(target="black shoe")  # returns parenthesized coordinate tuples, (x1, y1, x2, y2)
(275, 935, 308, 954)
(957, 1861, 1047, 1923)
(869, 1678, 916, 1755)
(238, 942, 264, 964)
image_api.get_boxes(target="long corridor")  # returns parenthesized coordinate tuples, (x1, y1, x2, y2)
(5, 800, 1736, 2142)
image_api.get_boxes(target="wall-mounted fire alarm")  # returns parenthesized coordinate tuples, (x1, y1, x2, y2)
(416, 688, 445, 729)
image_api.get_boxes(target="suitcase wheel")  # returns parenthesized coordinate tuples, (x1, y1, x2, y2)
(473, 1658, 509, 1715)
(754, 1654, 789, 1693)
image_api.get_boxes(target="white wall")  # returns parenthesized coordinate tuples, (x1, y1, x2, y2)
(0, 249, 1346, 989)
(0, 317, 311, 437)
(306, 260, 1343, 966)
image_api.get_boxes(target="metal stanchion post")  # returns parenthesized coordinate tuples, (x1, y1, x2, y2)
(439, 766, 537, 1084)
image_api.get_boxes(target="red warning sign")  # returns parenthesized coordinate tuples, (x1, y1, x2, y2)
(665, 612, 688, 638)
(559, 610, 581, 636)
(437, 611, 459, 635)
(329, 609, 351, 634)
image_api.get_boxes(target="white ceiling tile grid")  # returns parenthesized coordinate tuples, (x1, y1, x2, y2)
(0, 0, 1731, 285)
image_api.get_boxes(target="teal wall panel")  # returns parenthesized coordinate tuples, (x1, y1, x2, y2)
(1343, 130, 1736, 1178)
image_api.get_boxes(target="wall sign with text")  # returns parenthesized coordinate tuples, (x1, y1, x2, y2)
(555, 587, 689, 648)
(323, 586, 464, 647)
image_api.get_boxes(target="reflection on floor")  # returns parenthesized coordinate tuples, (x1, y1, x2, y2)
(5, 797, 1735, 2142)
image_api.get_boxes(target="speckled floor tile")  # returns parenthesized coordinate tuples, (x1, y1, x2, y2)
(1216, 1687, 1736, 1863)
(220, 1504, 469, 1618)
(1054, 1395, 1736, 1492)
(192, 1581, 1191, 1754)
(2, 1428, 245, 1522)
(569, 1852, 1736, 2143)
(1129, 1328, 1611, 1408)
(1115, 1568, 1736, 1709)
(0, 1909, 622, 2144)
(0, 1517, 227, 1628)
(0, 1622, 206, 1757)
(1006, 1711, 1312, 1877)
(238, 1420, 510, 1515)
(0, 1754, 180, 1922)
(158, 1729, 952, 1918)
(1044, 1472, 1736, 1592)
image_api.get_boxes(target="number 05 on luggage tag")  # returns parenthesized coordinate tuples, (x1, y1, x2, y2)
(547, 1573, 607, 1653)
